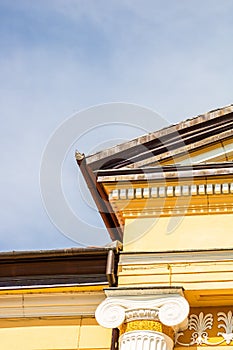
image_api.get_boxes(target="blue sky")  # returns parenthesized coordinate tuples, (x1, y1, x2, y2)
(1, 0, 233, 251)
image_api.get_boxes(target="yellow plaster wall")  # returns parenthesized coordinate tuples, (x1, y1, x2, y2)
(118, 259, 233, 292)
(0, 318, 111, 350)
(78, 318, 112, 349)
(123, 214, 233, 252)
(0, 325, 80, 350)
(0, 287, 111, 350)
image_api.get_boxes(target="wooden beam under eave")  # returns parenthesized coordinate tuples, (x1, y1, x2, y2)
(75, 152, 123, 242)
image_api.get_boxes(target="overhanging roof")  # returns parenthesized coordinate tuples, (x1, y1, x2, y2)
(86, 104, 233, 170)
(0, 245, 121, 288)
(76, 104, 233, 241)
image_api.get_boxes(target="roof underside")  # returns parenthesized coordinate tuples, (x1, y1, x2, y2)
(96, 162, 233, 182)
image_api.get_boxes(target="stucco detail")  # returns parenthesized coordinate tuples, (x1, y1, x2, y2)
(95, 295, 189, 330)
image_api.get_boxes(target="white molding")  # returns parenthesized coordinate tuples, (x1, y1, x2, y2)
(119, 250, 233, 265)
(0, 291, 105, 319)
(104, 287, 184, 297)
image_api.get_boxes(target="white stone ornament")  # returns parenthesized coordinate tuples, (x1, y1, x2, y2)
(176, 310, 233, 346)
(95, 298, 125, 328)
(218, 311, 233, 344)
(95, 295, 189, 330)
(125, 308, 158, 322)
(189, 312, 213, 345)
(158, 298, 189, 327)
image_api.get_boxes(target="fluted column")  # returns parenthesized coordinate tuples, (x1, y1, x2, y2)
(120, 331, 173, 350)
(95, 288, 189, 350)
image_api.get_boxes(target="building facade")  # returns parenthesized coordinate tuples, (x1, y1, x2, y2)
(0, 245, 120, 350)
(78, 104, 233, 350)
(1, 104, 233, 350)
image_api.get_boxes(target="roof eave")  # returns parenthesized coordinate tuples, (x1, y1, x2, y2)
(75, 152, 123, 242)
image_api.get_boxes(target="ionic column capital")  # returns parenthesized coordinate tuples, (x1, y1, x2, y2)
(95, 289, 189, 331)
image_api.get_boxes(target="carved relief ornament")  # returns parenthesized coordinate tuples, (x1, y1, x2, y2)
(176, 311, 233, 346)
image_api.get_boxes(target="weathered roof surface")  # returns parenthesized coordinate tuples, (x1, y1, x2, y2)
(86, 104, 233, 170)
(0, 245, 121, 288)
(0, 245, 119, 258)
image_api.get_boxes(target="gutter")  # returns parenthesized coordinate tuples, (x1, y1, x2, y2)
(105, 243, 121, 350)
(105, 240, 122, 288)
(106, 250, 117, 287)
(75, 152, 123, 242)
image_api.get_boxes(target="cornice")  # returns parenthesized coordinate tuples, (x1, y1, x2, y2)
(0, 290, 105, 319)
(119, 249, 233, 265)
(103, 175, 233, 218)
(104, 287, 184, 298)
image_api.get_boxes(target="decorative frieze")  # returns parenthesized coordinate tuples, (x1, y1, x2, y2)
(109, 183, 233, 201)
(218, 311, 233, 344)
(176, 311, 233, 346)
(125, 308, 158, 322)
(119, 320, 173, 338)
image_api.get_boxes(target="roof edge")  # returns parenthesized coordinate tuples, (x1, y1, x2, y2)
(86, 104, 233, 167)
